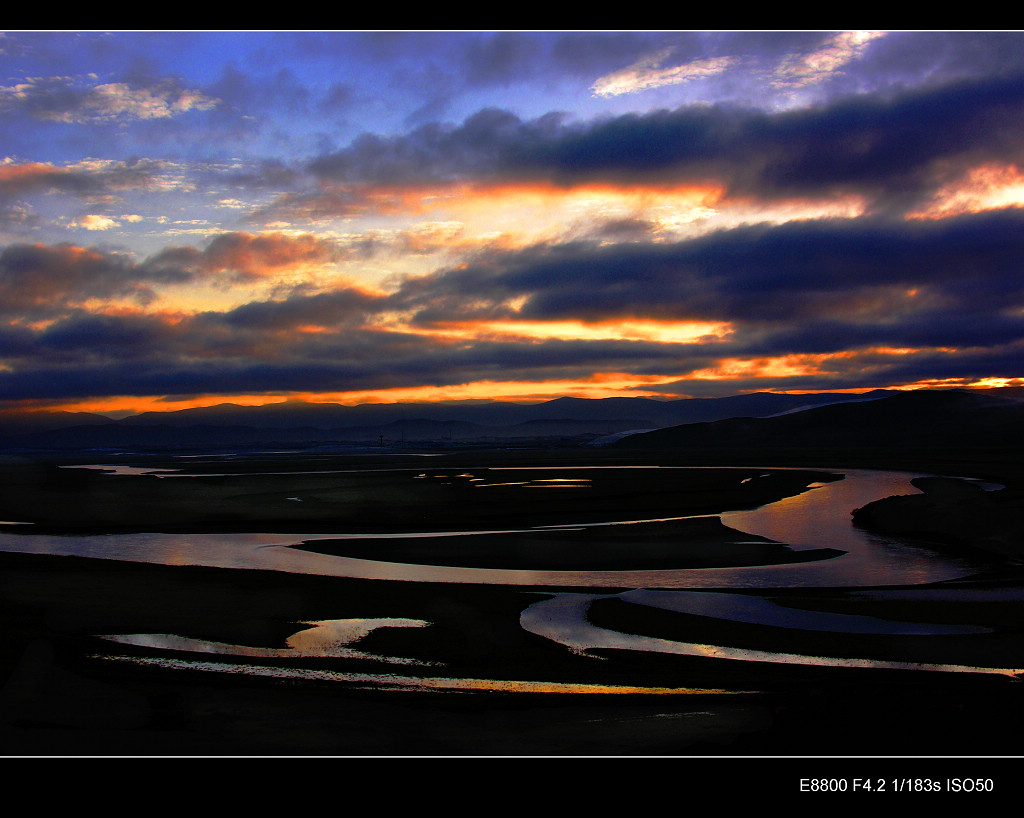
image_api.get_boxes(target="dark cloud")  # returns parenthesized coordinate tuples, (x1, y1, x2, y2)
(830, 32, 1024, 97)
(218, 287, 384, 332)
(591, 216, 661, 241)
(0, 231, 344, 320)
(0, 307, 714, 402)
(517, 72, 1024, 213)
(223, 158, 302, 191)
(298, 70, 1024, 220)
(308, 107, 570, 188)
(0, 159, 161, 200)
(0, 242, 171, 317)
(460, 33, 545, 88)
(445, 210, 1024, 332)
(6, 205, 1024, 404)
(318, 82, 355, 114)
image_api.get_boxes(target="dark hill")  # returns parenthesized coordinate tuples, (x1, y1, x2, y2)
(2, 390, 894, 451)
(614, 389, 1024, 454)
(111, 391, 879, 430)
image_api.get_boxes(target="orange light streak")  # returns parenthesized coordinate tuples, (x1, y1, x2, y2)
(907, 163, 1024, 220)
(408, 318, 733, 344)
(34, 374, 676, 417)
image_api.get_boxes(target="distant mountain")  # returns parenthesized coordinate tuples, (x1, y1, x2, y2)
(90, 390, 891, 429)
(0, 409, 115, 437)
(614, 388, 1024, 453)
(1, 389, 901, 451)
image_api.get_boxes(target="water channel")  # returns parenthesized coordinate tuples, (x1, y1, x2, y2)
(8, 464, 1013, 682)
(0, 466, 994, 589)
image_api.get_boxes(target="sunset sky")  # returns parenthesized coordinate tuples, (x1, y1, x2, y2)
(4, 30, 1024, 416)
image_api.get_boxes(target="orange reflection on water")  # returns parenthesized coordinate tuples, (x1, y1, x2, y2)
(95, 655, 749, 695)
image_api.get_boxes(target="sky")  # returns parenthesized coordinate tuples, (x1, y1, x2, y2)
(4, 30, 1024, 416)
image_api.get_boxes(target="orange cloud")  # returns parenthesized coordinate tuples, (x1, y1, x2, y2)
(42, 372, 678, 417)
(907, 163, 1024, 220)
(687, 355, 832, 381)
(198, 231, 340, 279)
(272, 178, 725, 224)
(0, 161, 69, 194)
(404, 318, 733, 345)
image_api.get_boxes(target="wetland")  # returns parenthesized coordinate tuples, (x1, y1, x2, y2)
(1, 449, 1023, 757)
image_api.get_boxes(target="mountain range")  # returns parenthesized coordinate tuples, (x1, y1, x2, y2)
(2, 387, 1022, 454)
(0, 390, 894, 451)
(613, 387, 1024, 455)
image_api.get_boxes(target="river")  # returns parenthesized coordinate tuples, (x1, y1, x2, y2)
(0, 466, 995, 589)
(11, 463, 1011, 683)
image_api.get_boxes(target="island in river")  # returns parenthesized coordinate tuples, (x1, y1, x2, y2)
(1, 446, 1023, 760)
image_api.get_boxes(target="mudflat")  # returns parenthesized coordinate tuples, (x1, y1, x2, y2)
(3, 549, 1024, 756)
(1, 452, 1023, 757)
(0, 458, 840, 533)
(290, 516, 845, 571)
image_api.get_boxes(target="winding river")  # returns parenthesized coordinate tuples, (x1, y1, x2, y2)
(0, 466, 995, 589)
(11, 464, 1014, 683)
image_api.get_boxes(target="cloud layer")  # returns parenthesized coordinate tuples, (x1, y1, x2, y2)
(3, 31, 1024, 411)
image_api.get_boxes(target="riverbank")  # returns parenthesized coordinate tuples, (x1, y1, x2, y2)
(0, 459, 840, 534)
(852, 476, 1024, 563)
(3, 549, 1024, 756)
(2, 451, 1023, 757)
(291, 516, 844, 571)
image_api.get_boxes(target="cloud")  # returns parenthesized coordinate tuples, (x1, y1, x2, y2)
(394, 209, 1024, 328)
(0, 158, 161, 199)
(592, 51, 737, 97)
(72, 214, 119, 230)
(0, 242, 172, 316)
(8, 33, 1024, 407)
(6, 209, 1024, 403)
(293, 71, 1024, 221)
(0, 75, 217, 123)
(772, 31, 887, 89)
(0, 231, 343, 320)
(140, 231, 342, 284)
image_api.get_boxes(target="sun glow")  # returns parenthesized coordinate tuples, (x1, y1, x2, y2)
(38, 373, 679, 418)
(907, 164, 1024, 220)
(687, 355, 832, 381)
(408, 318, 734, 344)
(345, 180, 728, 247)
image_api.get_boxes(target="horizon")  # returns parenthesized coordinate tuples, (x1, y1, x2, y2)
(5, 31, 1024, 418)
(3, 382, 1005, 423)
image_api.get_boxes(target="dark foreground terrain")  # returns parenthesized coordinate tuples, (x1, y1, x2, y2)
(3, 551, 1024, 758)
(0, 446, 1023, 760)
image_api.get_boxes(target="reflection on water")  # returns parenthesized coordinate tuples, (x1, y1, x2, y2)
(0, 467, 994, 589)
(612, 589, 989, 635)
(93, 654, 746, 695)
(716, 469, 988, 588)
(520, 593, 1023, 677)
(100, 618, 436, 666)
(8, 463, 1009, 688)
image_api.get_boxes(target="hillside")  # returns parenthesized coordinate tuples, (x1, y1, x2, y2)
(614, 388, 1024, 454)
(0, 390, 892, 451)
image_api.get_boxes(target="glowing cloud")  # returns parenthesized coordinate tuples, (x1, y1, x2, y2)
(592, 51, 737, 97)
(411, 319, 733, 345)
(73, 214, 119, 231)
(4, 32, 1024, 413)
(907, 164, 1024, 220)
(773, 31, 886, 88)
